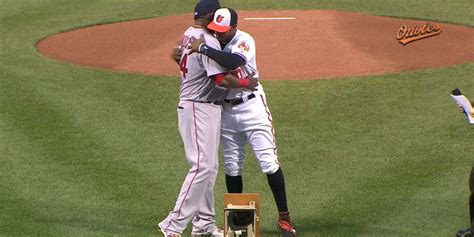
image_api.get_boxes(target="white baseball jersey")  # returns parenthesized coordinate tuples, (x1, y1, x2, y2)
(159, 26, 225, 236)
(220, 29, 280, 176)
(222, 29, 259, 100)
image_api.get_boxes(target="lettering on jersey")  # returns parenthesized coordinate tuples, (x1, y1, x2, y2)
(232, 67, 245, 80)
(396, 22, 441, 45)
(181, 35, 191, 49)
(238, 41, 250, 53)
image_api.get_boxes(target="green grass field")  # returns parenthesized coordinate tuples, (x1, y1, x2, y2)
(1, 0, 473, 236)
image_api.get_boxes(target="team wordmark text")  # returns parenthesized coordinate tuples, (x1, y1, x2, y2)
(396, 22, 442, 45)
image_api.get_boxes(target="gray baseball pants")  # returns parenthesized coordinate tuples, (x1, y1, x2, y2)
(159, 101, 222, 235)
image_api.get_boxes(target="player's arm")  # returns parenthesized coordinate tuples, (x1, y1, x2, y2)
(470, 100, 474, 115)
(456, 100, 474, 115)
(197, 44, 245, 69)
(188, 34, 245, 69)
(210, 72, 257, 89)
(171, 39, 183, 65)
(171, 46, 182, 65)
(199, 34, 257, 89)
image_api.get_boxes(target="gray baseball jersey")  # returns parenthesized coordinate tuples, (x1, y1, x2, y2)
(179, 27, 228, 102)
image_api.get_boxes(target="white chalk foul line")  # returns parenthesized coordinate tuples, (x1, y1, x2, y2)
(244, 17, 296, 21)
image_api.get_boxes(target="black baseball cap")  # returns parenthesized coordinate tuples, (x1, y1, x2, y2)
(194, 0, 221, 19)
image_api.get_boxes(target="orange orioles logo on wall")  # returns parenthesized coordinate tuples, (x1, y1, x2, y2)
(238, 41, 250, 52)
(216, 15, 224, 23)
(396, 22, 442, 45)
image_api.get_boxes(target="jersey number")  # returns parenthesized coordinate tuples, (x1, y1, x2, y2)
(233, 67, 244, 80)
(180, 54, 188, 78)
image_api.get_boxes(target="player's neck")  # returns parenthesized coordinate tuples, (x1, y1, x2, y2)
(194, 18, 209, 28)
(192, 24, 205, 29)
(219, 41, 227, 49)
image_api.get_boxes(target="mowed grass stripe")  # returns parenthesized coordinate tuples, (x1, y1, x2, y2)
(1, 72, 183, 235)
(263, 64, 473, 236)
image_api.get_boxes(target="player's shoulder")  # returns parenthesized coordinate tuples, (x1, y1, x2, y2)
(183, 27, 220, 49)
(201, 32, 220, 49)
(236, 29, 255, 42)
(232, 29, 255, 54)
(203, 32, 220, 45)
(185, 27, 218, 41)
(184, 26, 206, 37)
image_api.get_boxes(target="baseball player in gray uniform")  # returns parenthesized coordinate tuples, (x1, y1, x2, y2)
(188, 7, 297, 237)
(158, 2, 257, 237)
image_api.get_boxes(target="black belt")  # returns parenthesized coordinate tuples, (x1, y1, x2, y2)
(203, 101, 223, 105)
(184, 100, 222, 105)
(225, 93, 256, 106)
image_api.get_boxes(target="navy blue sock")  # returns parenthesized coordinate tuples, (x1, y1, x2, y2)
(267, 168, 288, 213)
(226, 175, 243, 193)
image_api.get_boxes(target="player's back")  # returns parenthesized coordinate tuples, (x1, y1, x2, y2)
(179, 26, 227, 102)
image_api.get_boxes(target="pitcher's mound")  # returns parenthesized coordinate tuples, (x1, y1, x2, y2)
(36, 10, 474, 80)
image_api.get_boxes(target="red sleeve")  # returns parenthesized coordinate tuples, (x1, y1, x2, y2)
(237, 79, 249, 88)
(210, 73, 227, 86)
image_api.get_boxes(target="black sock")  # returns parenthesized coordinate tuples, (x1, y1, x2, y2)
(470, 167, 474, 232)
(267, 168, 288, 213)
(226, 175, 243, 193)
(470, 193, 473, 232)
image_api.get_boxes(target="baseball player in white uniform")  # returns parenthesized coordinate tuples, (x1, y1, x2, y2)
(188, 7, 297, 237)
(158, 2, 257, 237)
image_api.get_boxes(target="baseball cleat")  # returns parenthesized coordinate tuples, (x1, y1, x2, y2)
(277, 212, 297, 237)
(281, 231, 296, 237)
(191, 228, 223, 237)
(158, 223, 181, 237)
(161, 231, 181, 237)
(456, 228, 473, 237)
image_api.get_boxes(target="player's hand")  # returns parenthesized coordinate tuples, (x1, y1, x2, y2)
(171, 44, 182, 65)
(247, 77, 258, 90)
(244, 73, 258, 90)
(187, 34, 206, 55)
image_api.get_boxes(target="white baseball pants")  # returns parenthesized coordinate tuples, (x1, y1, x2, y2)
(221, 89, 280, 176)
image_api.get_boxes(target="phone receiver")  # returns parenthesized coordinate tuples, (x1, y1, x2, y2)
(452, 88, 462, 96)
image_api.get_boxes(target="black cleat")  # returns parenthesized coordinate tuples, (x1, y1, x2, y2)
(456, 228, 473, 237)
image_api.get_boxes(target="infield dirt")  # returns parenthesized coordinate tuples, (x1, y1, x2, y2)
(36, 10, 474, 80)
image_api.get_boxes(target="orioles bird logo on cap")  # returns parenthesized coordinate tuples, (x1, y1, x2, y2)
(216, 15, 224, 23)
